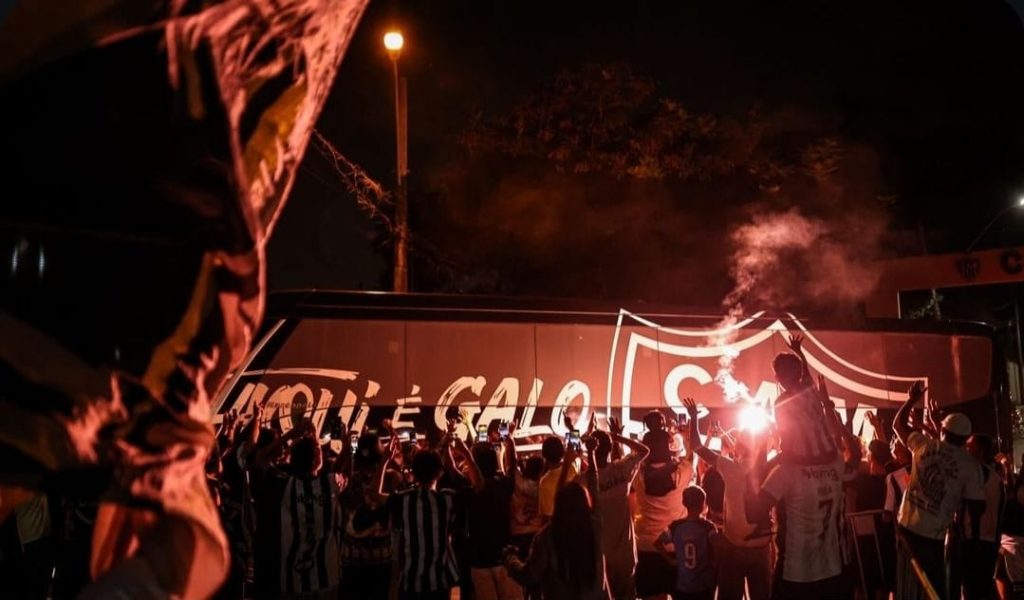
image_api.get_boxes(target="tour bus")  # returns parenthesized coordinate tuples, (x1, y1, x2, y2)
(213, 290, 1011, 453)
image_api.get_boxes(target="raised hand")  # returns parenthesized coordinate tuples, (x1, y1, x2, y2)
(508, 420, 518, 437)
(785, 333, 804, 354)
(908, 381, 927, 403)
(609, 416, 624, 436)
(682, 397, 699, 422)
(388, 436, 402, 461)
(865, 411, 881, 429)
(563, 412, 575, 432)
(221, 409, 237, 433)
(817, 374, 831, 400)
(925, 392, 939, 418)
(564, 441, 580, 464)
(453, 436, 470, 456)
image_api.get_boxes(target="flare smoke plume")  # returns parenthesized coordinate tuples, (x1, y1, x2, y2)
(711, 207, 884, 403)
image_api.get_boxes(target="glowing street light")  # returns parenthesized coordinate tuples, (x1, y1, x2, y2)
(383, 31, 404, 54)
(965, 196, 1024, 254)
(383, 29, 409, 292)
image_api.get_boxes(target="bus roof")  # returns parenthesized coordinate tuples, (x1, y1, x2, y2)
(267, 289, 996, 337)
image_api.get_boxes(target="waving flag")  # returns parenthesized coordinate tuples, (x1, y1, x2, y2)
(0, 1, 367, 597)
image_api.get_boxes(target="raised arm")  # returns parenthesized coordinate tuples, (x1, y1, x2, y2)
(817, 377, 862, 466)
(608, 417, 626, 460)
(454, 437, 486, 494)
(557, 443, 579, 492)
(252, 419, 309, 469)
(865, 411, 888, 444)
(786, 333, 813, 386)
(504, 421, 519, 482)
(327, 420, 351, 474)
(923, 392, 941, 439)
(583, 435, 600, 506)
(683, 397, 718, 465)
(216, 409, 238, 448)
(243, 404, 264, 452)
(611, 431, 649, 463)
(369, 438, 400, 505)
(893, 381, 926, 447)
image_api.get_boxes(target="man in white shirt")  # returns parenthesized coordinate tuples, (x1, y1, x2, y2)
(683, 398, 772, 600)
(748, 398, 861, 600)
(893, 381, 985, 600)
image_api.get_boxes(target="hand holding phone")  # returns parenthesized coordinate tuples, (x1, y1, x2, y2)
(566, 429, 582, 451)
(498, 421, 510, 440)
(476, 425, 488, 443)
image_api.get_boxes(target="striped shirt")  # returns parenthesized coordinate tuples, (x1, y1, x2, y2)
(774, 386, 838, 465)
(277, 471, 344, 594)
(388, 487, 462, 592)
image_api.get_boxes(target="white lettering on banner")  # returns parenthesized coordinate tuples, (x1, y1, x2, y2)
(231, 383, 255, 415)
(222, 381, 269, 419)
(393, 385, 422, 429)
(311, 389, 334, 433)
(339, 390, 358, 428)
(663, 364, 713, 415)
(433, 376, 486, 430)
(213, 312, 931, 447)
(268, 384, 315, 430)
(551, 380, 591, 435)
(517, 379, 552, 438)
(351, 403, 370, 434)
(477, 377, 520, 431)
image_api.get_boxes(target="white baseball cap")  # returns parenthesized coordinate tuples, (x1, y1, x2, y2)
(941, 413, 972, 438)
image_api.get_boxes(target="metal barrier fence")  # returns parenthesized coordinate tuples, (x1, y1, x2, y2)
(846, 509, 939, 600)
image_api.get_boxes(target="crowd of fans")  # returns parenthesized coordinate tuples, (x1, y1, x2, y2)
(4, 334, 1024, 600)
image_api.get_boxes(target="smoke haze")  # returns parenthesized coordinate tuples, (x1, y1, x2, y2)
(711, 205, 886, 402)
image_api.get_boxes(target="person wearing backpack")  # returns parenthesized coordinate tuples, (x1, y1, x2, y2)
(634, 418, 694, 600)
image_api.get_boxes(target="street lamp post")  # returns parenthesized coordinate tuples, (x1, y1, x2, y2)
(384, 31, 409, 292)
(965, 196, 1024, 255)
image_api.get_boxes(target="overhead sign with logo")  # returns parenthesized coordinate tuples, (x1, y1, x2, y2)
(868, 246, 1024, 318)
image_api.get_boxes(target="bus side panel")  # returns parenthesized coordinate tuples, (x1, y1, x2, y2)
(213, 315, 1000, 446)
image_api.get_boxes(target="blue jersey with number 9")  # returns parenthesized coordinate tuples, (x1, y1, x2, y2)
(658, 518, 718, 593)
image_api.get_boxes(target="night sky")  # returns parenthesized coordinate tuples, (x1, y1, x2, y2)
(268, 0, 1024, 306)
